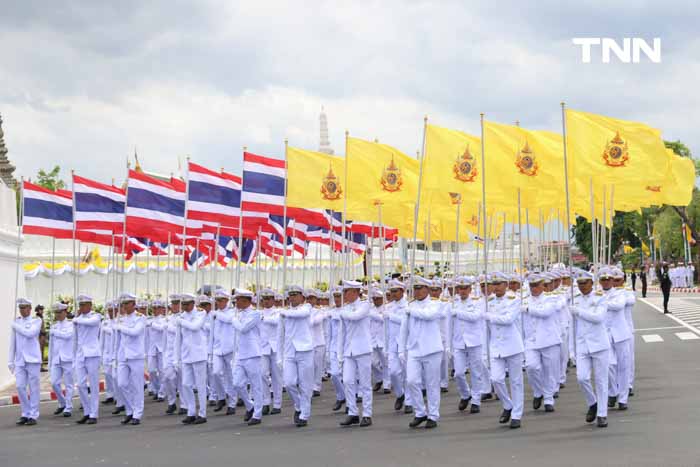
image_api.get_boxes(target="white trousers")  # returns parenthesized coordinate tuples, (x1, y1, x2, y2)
(577, 348, 609, 418)
(213, 353, 236, 407)
(388, 350, 413, 406)
(207, 360, 222, 401)
(559, 330, 569, 384)
(15, 362, 41, 420)
(328, 350, 345, 401)
(182, 360, 208, 418)
(628, 336, 636, 390)
(453, 345, 484, 404)
(147, 352, 163, 397)
(283, 350, 314, 421)
(491, 353, 524, 420)
(313, 345, 326, 391)
(117, 358, 145, 419)
(525, 345, 560, 405)
(608, 339, 631, 404)
(440, 350, 450, 388)
(407, 351, 442, 421)
(50, 360, 74, 412)
(261, 352, 283, 408)
(103, 359, 114, 399)
(162, 364, 182, 406)
(76, 356, 100, 418)
(343, 353, 373, 417)
(233, 356, 264, 419)
(371, 347, 390, 388)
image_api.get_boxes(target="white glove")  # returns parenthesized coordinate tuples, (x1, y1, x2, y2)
(8, 363, 15, 374)
(399, 353, 406, 367)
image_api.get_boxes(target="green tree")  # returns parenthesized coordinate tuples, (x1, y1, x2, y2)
(36, 166, 66, 191)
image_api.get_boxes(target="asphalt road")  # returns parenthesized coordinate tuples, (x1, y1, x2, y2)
(2, 298, 699, 467)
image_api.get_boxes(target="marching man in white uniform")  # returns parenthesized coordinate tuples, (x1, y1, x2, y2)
(163, 294, 185, 415)
(114, 293, 147, 425)
(385, 279, 412, 413)
(571, 271, 610, 427)
(277, 285, 314, 427)
(48, 302, 75, 418)
(259, 288, 283, 415)
(177, 293, 208, 425)
(231, 289, 264, 426)
(450, 276, 485, 414)
(327, 287, 346, 412)
(338, 280, 374, 427)
(369, 288, 389, 393)
(308, 289, 327, 398)
(400, 276, 444, 429)
(485, 272, 525, 429)
(73, 294, 103, 424)
(100, 302, 117, 406)
(210, 289, 237, 415)
(147, 299, 166, 403)
(10, 298, 43, 426)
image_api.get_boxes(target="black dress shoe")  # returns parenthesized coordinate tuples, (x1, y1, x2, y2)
(166, 404, 176, 415)
(340, 415, 360, 426)
(262, 405, 270, 415)
(373, 382, 382, 392)
(295, 418, 308, 427)
(394, 395, 405, 411)
(244, 409, 254, 422)
(76, 415, 90, 424)
(112, 406, 125, 415)
(440, 387, 448, 394)
(313, 390, 322, 398)
(194, 416, 207, 424)
(156, 397, 165, 402)
(294, 410, 301, 424)
(510, 419, 521, 429)
(425, 419, 438, 429)
(226, 406, 236, 415)
(618, 403, 628, 411)
(270, 407, 281, 415)
(544, 404, 554, 413)
(182, 416, 196, 424)
(54, 406, 65, 415)
(152, 395, 160, 401)
(25, 418, 37, 426)
(629, 388, 635, 397)
(499, 409, 512, 424)
(102, 397, 114, 405)
(214, 400, 226, 412)
(607, 396, 617, 408)
(560, 383, 566, 389)
(383, 389, 391, 394)
(63, 411, 72, 417)
(248, 418, 261, 426)
(470, 404, 481, 414)
(130, 418, 140, 425)
(360, 417, 372, 427)
(458, 397, 471, 411)
(404, 405, 414, 414)
(208, 400, 217, 407)
(586, 403, 597, 423)
(356, 396, 362, 403)
(121, 415, 133, 424)
(533, 396, 543, 410)
(421, 389, 427, 397)
(481, 393, 493, 401)
(333, 399, 346, 411)
(409, 416, 427, 428)
(553, 392, 559, 399)
(178, 408, 188, 415)
(16, 417, 28, 425)
(597, 416, 608, 427)
(86, 418, 97, 425)
(236, 398, 244, 407)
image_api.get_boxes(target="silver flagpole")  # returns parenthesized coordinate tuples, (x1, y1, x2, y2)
(608, 185, 615, 265)
(50, 236, 56, 305)
(214, 224, 221, 288)
(525, 208, 531, 270)
(454, 197, 461, 278)
(104, 234, 113, 306)
(475, 202, 481, 274)
(601, 185, 607, 266)
(14, 177, 24, 314)
(71, 170, 78, 305)
(180, 159, 191, 293)
(479, 113, 491, 365)
(146, 240, 151, 298)
(410, 117, 428, 288)
(378, 203, 386, 287)
(166, 233, 171, 301)
(236, 147, 247, 287)
(282, 140, 289, 290)
(342, 131, 350, 282)
(560, 102, 576, 355)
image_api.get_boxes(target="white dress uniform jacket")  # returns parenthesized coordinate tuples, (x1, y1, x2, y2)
(486, 295, 524, 358)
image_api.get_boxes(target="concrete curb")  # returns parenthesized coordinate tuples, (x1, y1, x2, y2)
(646, 286, 700, 294)
(0, 380, 106, 407)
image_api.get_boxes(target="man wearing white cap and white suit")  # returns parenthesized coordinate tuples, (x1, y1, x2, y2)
(10, 298, 43, 425)
(176, 293, 209, 424)
(277, 285, 314, 427)
(400, 276, 444, 429)
(602, 267, 632, 411)
(259, 288, 283, 415)
(338, 280, 374, 427)
(231, 289, 264, 426)
(163, 294, 184, 415)
(385, 279, 412, 413)
(114, 293, 147, 425)
(210, 290, 238, 415)
(73, 294, 103, 424)
(48, 302, 75, 418)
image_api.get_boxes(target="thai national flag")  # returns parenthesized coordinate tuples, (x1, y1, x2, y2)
(72, 175, 126, 246)
(22, 181, 74, 239)
(126, 169, 186, 242)
(186, 162, 241, 237)
(347, 232, 368, 255)
(238, 238, 258, 264)
(241, 151, 285, 227)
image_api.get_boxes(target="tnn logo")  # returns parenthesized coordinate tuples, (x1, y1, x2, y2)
(572, 38, 661, 63)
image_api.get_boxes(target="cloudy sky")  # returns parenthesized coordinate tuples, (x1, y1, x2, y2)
(1, 0, 698, 184)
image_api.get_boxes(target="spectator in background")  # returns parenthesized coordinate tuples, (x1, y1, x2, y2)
(658, 263, 672, 314)
(640, 267, 648, 298)
(631, 269, 637, 291)
(35, 305, 48, 372)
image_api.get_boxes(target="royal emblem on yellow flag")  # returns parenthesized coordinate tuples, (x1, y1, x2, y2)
(602, 131, 630, 167)
(453, 145, 478, 182)
(645, 185, 661, 193)
(514, 140, 539, 176)
(467, 214, 479, 228)
(448, 192, 462, 205)
(380, 155, 403, 192)
(320, 163, 343, 201)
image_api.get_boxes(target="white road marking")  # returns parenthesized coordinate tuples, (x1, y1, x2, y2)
(639, 298, 700, 335)
(642, 334, 664, 343)
(676, 332, 700, 341)
(634, 326, 685, 332)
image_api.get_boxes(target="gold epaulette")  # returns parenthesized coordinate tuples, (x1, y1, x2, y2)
(488, 296, 495, 302)
(595, 291, 603, 296)
(507, 296, 516, 300)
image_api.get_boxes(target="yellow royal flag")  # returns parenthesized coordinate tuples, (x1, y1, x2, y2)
(287, 146, 346, 210)
(345, 137, 419, 225)
(483, 121, 565, 209)
(565, 109, 670, 191)
(641, 241, 651, 256)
